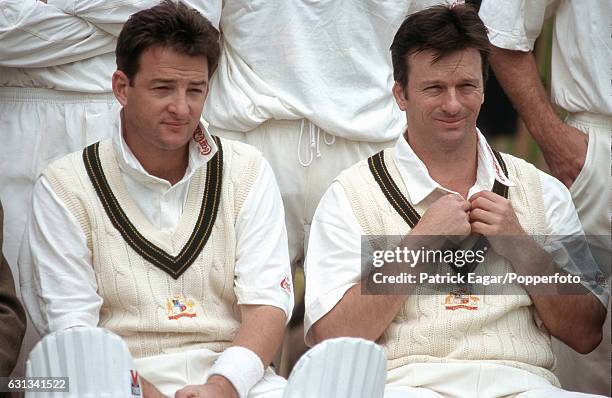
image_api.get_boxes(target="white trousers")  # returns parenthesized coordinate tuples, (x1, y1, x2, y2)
(0, 87, 118, 374)
(210, 119, 397, 268)
(383, 362, 607, 398)
(552, 112, 611, 396)
(566, 112, 611, 239)
(135, 349, 286, 398)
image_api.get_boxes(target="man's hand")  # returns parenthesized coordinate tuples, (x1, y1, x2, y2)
(174, 376, 238, 398)
(411, 194, 471, 238)
(469, 191, 524, 236)
(140, 377, 167, 398)
(539, 123, 588, 188)
(469, 190, 527, 260)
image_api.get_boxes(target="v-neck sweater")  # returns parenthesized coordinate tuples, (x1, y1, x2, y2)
(43, 138, 261, 358)
(336, 147, 558, 386)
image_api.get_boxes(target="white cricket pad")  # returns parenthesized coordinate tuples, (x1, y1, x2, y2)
(283, 337, 386, 398)
(26, 327, 141, 398)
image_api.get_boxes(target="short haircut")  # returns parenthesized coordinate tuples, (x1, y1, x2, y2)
(390, 4, 490, 87)
(116, 0, 220, 82)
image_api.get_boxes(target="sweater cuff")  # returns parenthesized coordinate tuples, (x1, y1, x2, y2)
(208, 346, 264, 398)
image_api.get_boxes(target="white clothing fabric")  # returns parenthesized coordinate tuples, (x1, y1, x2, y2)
(19, 114, 293, 336)
(211, 120, 396, 268)
(479, 0, 611, 116)
(383, 362, 605, 398)
(304, 130, 607, 339)
(136, 348, 284, 398)
(0, 0, 220, 92)
(566, 113, 612, 244)
(0, 87, 118, 289)
(204, 0, 458, 142)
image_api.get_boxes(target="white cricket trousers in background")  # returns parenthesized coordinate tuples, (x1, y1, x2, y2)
(553, 112, 611, 396)
(0, 87, 118, 374)
(211, 119, 397, 268)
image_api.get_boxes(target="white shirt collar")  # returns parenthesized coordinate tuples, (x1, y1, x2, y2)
(111, 111, 218, 188)
(394, 128, 515, 205)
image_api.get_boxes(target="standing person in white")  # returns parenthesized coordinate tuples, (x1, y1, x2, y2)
(0, 0, 222, 375)
(305, 4, 608, 397)
(204, 0, 460, 366)
(478, 1, 611, 394)
(18, 2, 293, 397)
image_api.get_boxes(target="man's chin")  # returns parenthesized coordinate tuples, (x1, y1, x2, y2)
(154, 135, 192, 152)
(433, 128, 473, 150)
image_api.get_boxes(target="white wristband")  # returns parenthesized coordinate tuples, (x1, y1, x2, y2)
(208, 346, 265, 398)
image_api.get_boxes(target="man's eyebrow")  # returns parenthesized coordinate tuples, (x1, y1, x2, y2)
(150, 79, 176, 85)
(419, 79, 444, 86)
(419, 77, 481, 86)
(460, 78, 481, 84)
(149, 79, 207, 86)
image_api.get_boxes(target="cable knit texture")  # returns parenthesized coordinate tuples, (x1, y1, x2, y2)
(336, 147, 559, 386)
(44, 137, 261, 358)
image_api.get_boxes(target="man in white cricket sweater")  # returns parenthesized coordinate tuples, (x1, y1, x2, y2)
(0, 0, 221, 375)
(304, 5, 608, 397)
(18, 2, 293, 397)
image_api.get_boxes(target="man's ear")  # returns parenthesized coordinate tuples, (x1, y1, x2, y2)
(392, 81, 408, 111)
(112, 70, 130, 107)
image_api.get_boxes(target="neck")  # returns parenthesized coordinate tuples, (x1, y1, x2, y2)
(123, 123, 189, 186)
(405, 131, 478, 198)
(134, 147, 188, 185)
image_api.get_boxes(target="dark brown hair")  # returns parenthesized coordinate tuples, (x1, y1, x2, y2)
(116, 0, 220, 82)
(390, 4, 490, 87)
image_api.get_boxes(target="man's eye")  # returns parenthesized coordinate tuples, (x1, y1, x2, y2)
(189, 88, 204, 93)
(154, 86, 169, 91)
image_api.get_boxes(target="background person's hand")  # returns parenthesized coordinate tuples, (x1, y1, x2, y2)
(540, 123, 588, 188)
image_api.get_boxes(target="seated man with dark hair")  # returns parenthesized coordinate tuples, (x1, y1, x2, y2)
(304, 4, 608, 397)
(19, 2, 292, 397)
(0, 200, 26, 377)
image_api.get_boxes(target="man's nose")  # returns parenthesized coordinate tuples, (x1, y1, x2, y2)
(168, 91, 190, 117)
(441, 88, 461, 115)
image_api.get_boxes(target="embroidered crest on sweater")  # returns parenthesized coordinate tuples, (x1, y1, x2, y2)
(444, 288, 480, 311)
(166, 295, 198, 320)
